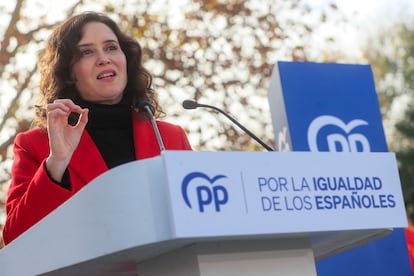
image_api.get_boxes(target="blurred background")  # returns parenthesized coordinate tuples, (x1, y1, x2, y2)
(1, 0, 414, 254)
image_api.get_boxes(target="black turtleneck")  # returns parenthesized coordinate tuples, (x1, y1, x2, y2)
(75, 97, 136, 169)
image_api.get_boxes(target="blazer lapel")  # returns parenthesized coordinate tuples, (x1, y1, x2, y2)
(69, 130, 108, 186)
(132, 115, 161, 160)
(68, 115, 160, 186)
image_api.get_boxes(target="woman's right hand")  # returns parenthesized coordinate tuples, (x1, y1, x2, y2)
(45, 99, 89, 182)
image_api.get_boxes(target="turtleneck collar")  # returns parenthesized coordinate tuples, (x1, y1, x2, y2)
(72, 95, 136, 168)
(74, 96, 133, 130)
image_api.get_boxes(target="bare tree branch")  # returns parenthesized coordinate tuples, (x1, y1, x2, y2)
(0, 64, 37, 131)
(0, 0, 24, 74)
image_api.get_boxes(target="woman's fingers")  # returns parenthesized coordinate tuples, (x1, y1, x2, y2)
(47, 99, 85, 125)
(77, 108, 89, 127)
(68, 108, 88, 127)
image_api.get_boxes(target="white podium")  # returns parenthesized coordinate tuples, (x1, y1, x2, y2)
(0, 151, 407, 275)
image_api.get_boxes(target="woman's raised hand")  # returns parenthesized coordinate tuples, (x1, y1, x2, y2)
(45, 99, 88, 182)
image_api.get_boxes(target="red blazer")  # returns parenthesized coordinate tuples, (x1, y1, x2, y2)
(3, 116, 192, 245)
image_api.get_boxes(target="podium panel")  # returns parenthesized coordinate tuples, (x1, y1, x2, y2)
(0, 151, 406, 275)
(137, 239, 316, 276)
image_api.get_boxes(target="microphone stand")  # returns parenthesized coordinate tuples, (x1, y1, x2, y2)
(183, 100, 274, 151)
(139, 101, 166, 151)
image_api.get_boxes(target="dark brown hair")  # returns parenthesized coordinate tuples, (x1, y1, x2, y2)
(34, 11, 162, 129)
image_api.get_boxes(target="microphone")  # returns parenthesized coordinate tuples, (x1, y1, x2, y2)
(182, 100, 274, 151)
(139, 101, 166, 151)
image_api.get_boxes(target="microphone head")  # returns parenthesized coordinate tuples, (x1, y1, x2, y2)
(138, 101, 152, 110)
(182, 100, 199, 110)
(138, 101, 152, 111)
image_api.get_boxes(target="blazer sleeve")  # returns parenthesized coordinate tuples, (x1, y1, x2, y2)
(2, 131, 74, 245)
(158, 121, 192, 150)
(133, 118, 192, 159)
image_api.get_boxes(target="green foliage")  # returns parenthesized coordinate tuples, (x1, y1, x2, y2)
(397, 103, 414, 218)
(365, 22, 414, 216)
(366, 24, 414, 118)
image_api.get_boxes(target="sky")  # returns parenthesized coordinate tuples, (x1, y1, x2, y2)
(298, 0, 414, 65)
(308, 0, 414, 39)
(311, 0, 414, 19)
(331, 0, 413, 31)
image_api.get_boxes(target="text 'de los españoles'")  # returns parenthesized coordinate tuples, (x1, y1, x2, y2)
(257, 176, 396, 211)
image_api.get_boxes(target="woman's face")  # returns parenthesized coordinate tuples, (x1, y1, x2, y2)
(72, 22, 127, 104)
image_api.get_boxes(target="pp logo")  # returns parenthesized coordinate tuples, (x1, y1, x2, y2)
(307, 115, 371, 152)
(181, 172, 229, 212)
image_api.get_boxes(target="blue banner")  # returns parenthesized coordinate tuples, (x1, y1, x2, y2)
(267, 61, 412, 275)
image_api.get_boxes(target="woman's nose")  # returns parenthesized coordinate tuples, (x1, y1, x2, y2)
(97, 53, 110, 65)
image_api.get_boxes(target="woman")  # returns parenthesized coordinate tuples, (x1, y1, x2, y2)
(2, 12, 192, 245)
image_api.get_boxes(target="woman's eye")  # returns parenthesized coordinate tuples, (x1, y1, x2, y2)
(106, 45, 118, 51)
(80, 49, 93, 56)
